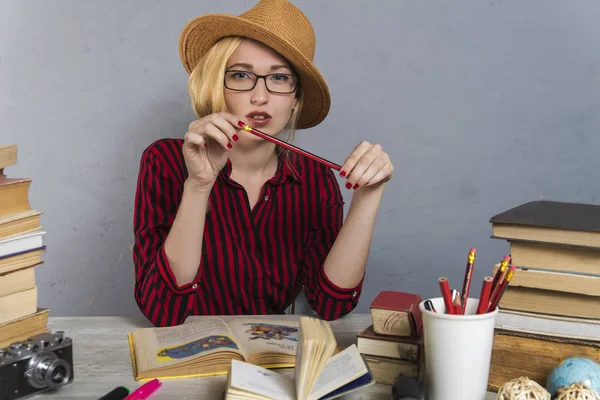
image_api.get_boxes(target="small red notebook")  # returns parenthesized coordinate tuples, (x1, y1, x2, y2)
(370, 291, 423, 337)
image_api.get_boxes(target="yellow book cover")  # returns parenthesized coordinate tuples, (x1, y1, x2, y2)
(128, 316, 299, 381)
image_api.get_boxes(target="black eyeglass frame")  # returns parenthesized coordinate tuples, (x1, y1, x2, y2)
(224, 70, 299, 94)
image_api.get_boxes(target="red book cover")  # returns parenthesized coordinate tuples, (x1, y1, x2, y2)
(370, 291, 423, 336)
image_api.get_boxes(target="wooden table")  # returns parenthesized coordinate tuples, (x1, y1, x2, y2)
(23, 314, 499, 399)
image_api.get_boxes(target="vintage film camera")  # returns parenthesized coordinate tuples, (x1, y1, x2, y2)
(0, 331, 73, 400)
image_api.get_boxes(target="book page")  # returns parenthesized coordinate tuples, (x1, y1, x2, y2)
(228, 360, 295, 400)
(303, 319, 330, 397)
(227, 317, 299, 360)
(308, 345, 368, 400)
(294, 317, 314, 400)
(293, 318, 306, 386)
(133, 317, 241, 372)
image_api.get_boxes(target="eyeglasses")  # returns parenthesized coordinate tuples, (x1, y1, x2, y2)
(224, 70, 299, 94)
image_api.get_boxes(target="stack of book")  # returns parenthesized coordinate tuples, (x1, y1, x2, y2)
(0, 144, 49, 347)
(356, 291, 425, 385)
(486, 200, 600, 391)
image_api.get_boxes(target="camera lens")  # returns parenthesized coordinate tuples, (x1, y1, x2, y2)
(51, 365, 67, 382)
(47, 361, 70, 387)
(26, 354, 71, 389)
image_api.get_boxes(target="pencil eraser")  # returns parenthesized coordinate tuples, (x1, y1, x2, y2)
(469, 248, 476, 253)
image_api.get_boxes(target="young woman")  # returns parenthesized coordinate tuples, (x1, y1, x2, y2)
(133, 0, 394, 327)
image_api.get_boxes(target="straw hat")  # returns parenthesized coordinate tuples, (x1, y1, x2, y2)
(178, 0, 331, 129)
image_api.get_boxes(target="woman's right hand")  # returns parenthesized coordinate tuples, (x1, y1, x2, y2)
(182, 112, 241, 190)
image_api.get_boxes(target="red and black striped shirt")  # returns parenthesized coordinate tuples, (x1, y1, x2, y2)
(133, 138, 364, 327)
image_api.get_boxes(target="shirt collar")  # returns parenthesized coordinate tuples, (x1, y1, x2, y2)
(220, 152, 303, 186)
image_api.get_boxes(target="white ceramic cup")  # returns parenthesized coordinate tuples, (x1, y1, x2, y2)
(419, 297, 498, 400)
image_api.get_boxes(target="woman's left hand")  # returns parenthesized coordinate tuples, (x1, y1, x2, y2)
(339, 141, 394, 190)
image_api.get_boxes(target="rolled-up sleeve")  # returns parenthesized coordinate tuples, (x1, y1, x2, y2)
(132, 143, 201, 326)
(303, 168, 364, 320)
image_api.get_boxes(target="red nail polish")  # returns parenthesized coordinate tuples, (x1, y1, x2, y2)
(353, 184, 359, 189)
(345, 182, 352, 189)
(203, 143, 207, 148)
(340, 171, 346, 177)
(232, 134, 239, 141)
(227, 143, 232, 149)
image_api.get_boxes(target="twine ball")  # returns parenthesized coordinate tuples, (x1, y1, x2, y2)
(496, 377, 551, 400)
(555, 382, 600, 400)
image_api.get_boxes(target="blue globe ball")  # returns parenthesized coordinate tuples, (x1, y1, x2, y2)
(546, 357, 600, 397)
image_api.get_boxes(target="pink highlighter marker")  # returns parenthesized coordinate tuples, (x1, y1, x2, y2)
(124, 379, 162, 400)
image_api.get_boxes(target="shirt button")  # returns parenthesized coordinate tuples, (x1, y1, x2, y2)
(192, 284, 198, 289)
(352, 291, 357, 297)
(264, 195, 269, 201)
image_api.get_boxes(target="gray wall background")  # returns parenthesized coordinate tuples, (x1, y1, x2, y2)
(1, 1, 599, 318)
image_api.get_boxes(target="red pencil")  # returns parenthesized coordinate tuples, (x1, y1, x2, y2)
(459, 248, 476, 314)
(453, 293, 462, 315)
(476, 276, 493, 315)
(238, 121, 341, 171)
(451, 289, 462, 314)
(488, 256, 510, 308)
(490, 255, 510, 296)
(438, 277, 454, 314)
(487, 265, 517, 312)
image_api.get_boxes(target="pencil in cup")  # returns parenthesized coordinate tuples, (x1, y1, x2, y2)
(424, 300, 437, 313)
(492, 255, 511, 286)
(438, 277, 454, 314)
(238, 121, 342, 171)
(476, 276, 494, 315)
(487, 265, 517, 312)
(489, 255, 510, 299)
(490, 256, 510, 293)
(459, 248, 476, 314)
(451, 289, 462, 315)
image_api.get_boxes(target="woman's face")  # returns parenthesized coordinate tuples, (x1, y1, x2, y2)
(224, 39, 298, 138)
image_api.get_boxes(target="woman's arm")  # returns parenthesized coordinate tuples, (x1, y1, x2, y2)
(321, 140, 393, 292)
(134, 114, 239, 326)
(164, 181, 211, 286)
(165, 112, 240, 284)
(133, 141, 206, 326)
(302, 167, 365, 321)
(322, 185, 385, 288)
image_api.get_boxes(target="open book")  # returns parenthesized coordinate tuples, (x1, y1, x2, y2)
(128, 317, 299, 380)
(224, 317, 375, 400)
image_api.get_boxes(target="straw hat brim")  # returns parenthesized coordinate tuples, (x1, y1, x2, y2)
(179, 14, 331, 130)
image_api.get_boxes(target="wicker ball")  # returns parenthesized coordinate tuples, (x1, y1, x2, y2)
(555, 382, 600, 400)
(496, 377, 551, 400)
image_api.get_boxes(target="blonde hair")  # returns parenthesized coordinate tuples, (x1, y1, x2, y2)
(188, 36, 303, 153)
